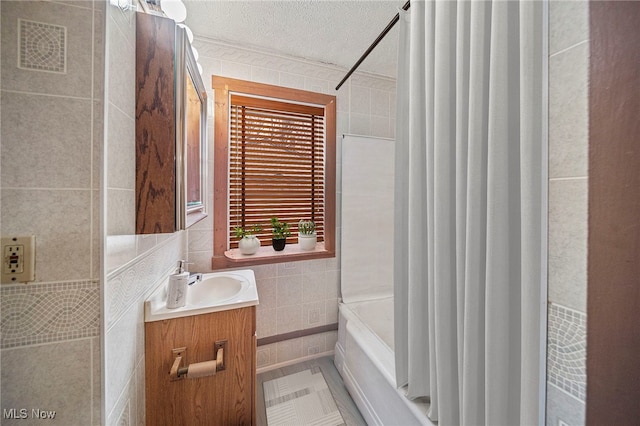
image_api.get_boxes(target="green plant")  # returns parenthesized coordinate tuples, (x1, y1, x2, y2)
(234, 224, 262, 239)
(298, 219, 316, 235)
(270, 217, 291, 240)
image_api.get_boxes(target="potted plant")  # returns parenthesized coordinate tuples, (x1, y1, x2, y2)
(298, 219, 317, 251)
(270, 217, 291, 251)
(234, 225, 262, 255)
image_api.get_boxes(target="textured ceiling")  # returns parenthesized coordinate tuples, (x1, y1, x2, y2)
(183, 0, 405, 79)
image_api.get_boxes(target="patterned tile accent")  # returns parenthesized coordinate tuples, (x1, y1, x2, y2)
(547, 303, 587, 401)
(1, 280, 99, 348)
(106, 233, 183, 330)
(18, 19, 67, 73)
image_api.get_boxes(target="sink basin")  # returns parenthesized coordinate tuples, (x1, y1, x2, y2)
(145, 269, 259, 322)
(187, 275, 243, 304)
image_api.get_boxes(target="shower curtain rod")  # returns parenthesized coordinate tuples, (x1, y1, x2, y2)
(335, 0, 411, 90)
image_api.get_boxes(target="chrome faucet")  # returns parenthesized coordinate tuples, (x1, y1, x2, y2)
(188, 272, 203, 286)
(177, 260, 203, 286)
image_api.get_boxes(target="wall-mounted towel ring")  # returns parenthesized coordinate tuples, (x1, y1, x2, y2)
(170, 341, 226, 381)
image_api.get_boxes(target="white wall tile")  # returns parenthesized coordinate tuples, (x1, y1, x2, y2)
(251, 65, 280, 85)
(220, 60, 251, 80)
(371, 88, 390, 117)
(276, 337, 303, 364)
(349, 113, 371, 135)
(1, 1, 94, 97)
(256, 277, 277, 310)
(187, 229, 213, 252)
(549, 0, 589, 56)
(326, 270, 340, 300)
(1, 92, 92, 189)
(1, 340, 94, 425)
(304, 77, 329, 94)
(302, 271, 326, 303)
(277, 275, 302, 307)
(276, 305, 302, 334)
(303, 300, 326, 329)
(303, 333, 326, 356)
(326, 300, 339, 324)
(350, 85, 371, 114)
(257, 308, 277, 338)
(548, 178, 588, 312)
(105, 301, 138, 415)
(336, 84, 350, 113)
(549, 42, 589, 179)
(106, 188, 135, 236)
(279, 72, 306, 90)
(252, 264, 278, 280)
(107, 103, 135, 190)
(370, 115, 391, 139)
(277, 261, 302, 277)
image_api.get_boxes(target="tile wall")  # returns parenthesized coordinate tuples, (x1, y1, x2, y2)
(547, 1, 589, 425)
(102, 3, 186, 425)
(0, 0, 103, 424)
(186, 38, 396, 370)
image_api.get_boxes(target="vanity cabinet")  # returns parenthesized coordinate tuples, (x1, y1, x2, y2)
(145, 306, 256, 425)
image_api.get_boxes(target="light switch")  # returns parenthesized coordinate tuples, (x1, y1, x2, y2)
(1, 236, 35, 284)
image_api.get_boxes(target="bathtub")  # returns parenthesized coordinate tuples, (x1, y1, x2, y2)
(334, 297, 433, 426)
(337, 135, 433, 425)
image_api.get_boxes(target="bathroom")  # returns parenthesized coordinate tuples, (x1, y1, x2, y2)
(1, 0, 638, 425)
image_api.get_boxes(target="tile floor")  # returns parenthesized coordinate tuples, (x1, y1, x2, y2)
(256, 356, 366, 426)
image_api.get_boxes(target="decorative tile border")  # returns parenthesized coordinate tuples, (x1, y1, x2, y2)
(106, 233, 183, 330)
(1, 280, 99, 348)
(547, 303, 587, 401)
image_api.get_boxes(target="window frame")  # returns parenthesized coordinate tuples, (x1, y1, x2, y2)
(211, 76, 336, 269)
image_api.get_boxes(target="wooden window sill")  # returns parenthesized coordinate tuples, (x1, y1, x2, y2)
(211, 242, 334, 269)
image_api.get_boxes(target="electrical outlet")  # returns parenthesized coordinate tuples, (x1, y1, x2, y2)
(308, 346, 320, 355)
(1, 236, 35, 284)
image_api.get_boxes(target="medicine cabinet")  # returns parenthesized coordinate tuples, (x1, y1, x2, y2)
(135, 12, 208, 234)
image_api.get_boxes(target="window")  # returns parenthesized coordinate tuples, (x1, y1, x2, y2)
(212, 77, 336, 268)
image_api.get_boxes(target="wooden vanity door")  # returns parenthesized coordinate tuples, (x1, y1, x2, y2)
(145, 306, 256, 425)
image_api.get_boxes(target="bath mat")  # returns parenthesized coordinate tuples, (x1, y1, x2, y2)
(263, 367, 345, 426)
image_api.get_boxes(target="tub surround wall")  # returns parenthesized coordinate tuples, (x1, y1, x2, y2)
(0, 0, 104, 423)
(547, 1, 589, 424)
(187, 37, 396, 370)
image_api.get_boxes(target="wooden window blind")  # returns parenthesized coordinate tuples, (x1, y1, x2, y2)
(229, 95, 326, 248)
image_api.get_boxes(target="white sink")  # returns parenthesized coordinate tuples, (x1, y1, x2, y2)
(144, 269, 259, 322)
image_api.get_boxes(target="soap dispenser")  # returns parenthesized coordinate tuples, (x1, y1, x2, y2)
(166, 260, 189, 309)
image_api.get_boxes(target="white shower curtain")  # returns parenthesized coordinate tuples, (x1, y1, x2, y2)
(393, 1, 544, 425)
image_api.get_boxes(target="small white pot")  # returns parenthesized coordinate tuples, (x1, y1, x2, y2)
(239, 235, 260, 255)
(298, 233, 317, 251)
